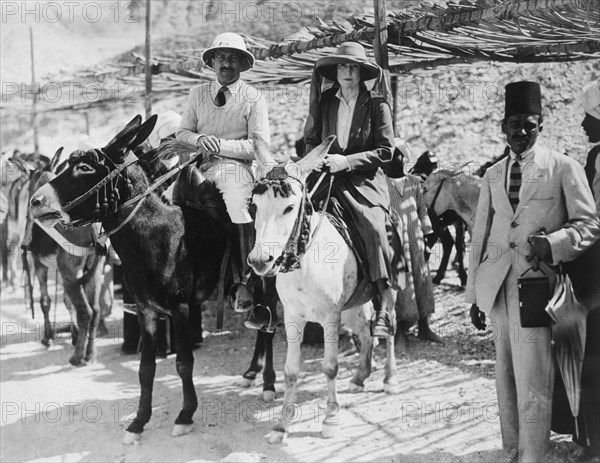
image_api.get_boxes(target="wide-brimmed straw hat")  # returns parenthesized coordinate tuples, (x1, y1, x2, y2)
(315, 42, 381, 82)
(202, 32, 255, 72)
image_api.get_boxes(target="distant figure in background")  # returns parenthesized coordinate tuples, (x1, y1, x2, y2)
(409, 150, 438, 181)
(552, 78, 600, 461)
(147, 110, 182, 151)
(387, 139, 441, 348)
(582, 79, 600, 209)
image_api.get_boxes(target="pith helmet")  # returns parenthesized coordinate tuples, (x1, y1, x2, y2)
(202, 32, 255, 72)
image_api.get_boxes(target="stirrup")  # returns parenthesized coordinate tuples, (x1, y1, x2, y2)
(244, 304, 275, 333)
(370, 311, 396, 338)
(228, 282, 255, 313)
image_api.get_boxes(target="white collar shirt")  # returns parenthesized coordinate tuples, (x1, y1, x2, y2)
(336, 89, 358, 151)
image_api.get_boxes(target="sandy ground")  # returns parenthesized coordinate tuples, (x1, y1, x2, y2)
(0, 264, 584, 463)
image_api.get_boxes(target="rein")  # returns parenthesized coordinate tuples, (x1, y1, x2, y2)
(64, 149, 200, 238)
(267, 169, 334, 273)
(429, 177, 446, 213)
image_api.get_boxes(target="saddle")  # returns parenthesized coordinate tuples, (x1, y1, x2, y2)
(172, 164, 228, 223)
(318, 197, 372, 309)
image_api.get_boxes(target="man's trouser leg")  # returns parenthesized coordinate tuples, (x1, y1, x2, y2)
(492, 274, 554, 462)
(490, 283, 519, 452)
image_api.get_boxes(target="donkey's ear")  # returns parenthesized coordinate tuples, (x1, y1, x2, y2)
(104, 115, 143, 160)
(252, 133, 277, 179)
(50, 147, 63, 172)
(296, 135, 335, 180)
(130, 114, 158, 149)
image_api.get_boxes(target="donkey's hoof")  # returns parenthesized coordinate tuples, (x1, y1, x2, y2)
(41, 338, 53, 348)
(321, 422, 340, 439)
(347, 382, 364, 393)
(69, 357, 86, 367)
(384, 382, 401, 395)
(265, 430, 287, 444)
(262, 390, 276, 402)
(123, 431, 142, 445)
(172, 424, 193, 437)
(238, 378, 255, 388)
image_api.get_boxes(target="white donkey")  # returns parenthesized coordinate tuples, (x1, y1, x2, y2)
(248, 135, 399, 444)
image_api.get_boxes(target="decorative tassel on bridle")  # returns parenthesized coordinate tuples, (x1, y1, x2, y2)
(111, 176, 120, 214)
(102, 181, 109, 216)
(93, 190, 101, 222)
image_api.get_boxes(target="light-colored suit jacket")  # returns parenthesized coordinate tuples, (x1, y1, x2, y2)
(466, 144, 600, 314)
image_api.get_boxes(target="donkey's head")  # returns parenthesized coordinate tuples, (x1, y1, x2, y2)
(30, 115, 157, 228)
(248, 134, 335, 276)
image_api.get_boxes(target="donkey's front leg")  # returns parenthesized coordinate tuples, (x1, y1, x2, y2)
(383, 334, 400, 394)
(240, 331, 265, 388)
(171, 307, 198, 437)
(345, 305, 374, 393)
(63, 284, 92, 366)
(321, 316, 341, 438)
(124, 308, 158, 444)
(266, 314, 305, 444)
(261, 277, 278, 402)
(84, 266, 104, 363)
(262, 330, 276, 402)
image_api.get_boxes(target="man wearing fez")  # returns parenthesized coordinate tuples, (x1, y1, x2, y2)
(466, 81, 600, 462)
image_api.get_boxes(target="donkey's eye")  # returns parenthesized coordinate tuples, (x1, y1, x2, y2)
(283, 205, 294, 214)
(77, 164, 93, 173)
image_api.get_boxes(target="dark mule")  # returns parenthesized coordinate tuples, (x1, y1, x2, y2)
(31, 115, 276, 443)
(410, 151, 468, 286)
(22, 150, 113, 361)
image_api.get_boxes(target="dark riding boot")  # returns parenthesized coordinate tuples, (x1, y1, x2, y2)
(231, 223, 255, 312)
(418, 316, 443, 343)
(371, 281, 396, 338)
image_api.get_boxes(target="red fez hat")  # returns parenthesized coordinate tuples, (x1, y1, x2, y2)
(505, 81, 542, 118)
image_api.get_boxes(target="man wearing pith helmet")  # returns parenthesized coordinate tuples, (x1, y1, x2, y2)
(466, 81, 600, 462)
(177, 32, 270, 309)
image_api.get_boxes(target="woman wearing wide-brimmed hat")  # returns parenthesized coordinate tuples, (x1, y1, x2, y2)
(303, 42, 406, 338)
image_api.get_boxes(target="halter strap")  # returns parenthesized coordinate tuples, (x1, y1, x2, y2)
(268, 170, 334, 273)
(62, 151, 137, 213)
(101, 154, 199, 237)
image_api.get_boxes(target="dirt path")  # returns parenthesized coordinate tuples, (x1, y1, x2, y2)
(0, 267, 581, 463)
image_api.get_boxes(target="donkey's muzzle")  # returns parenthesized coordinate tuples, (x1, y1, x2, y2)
(247, 248, 275, 276)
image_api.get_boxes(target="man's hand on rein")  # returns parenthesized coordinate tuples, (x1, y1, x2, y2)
(321, 154, 350, 173)
(196, 135, 221, 156)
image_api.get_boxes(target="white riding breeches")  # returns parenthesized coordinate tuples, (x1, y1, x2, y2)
(202, 158, 255, 224)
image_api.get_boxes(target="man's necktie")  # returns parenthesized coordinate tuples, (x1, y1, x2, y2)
(215, 87, 227, 107)
(508, 156, 522, 211)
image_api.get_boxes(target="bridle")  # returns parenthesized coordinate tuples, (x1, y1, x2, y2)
(255, 167, 333, 273)
(62, 148, 198, 238)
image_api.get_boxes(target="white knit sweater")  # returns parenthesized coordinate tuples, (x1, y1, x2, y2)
(176, 79, 270, 161)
